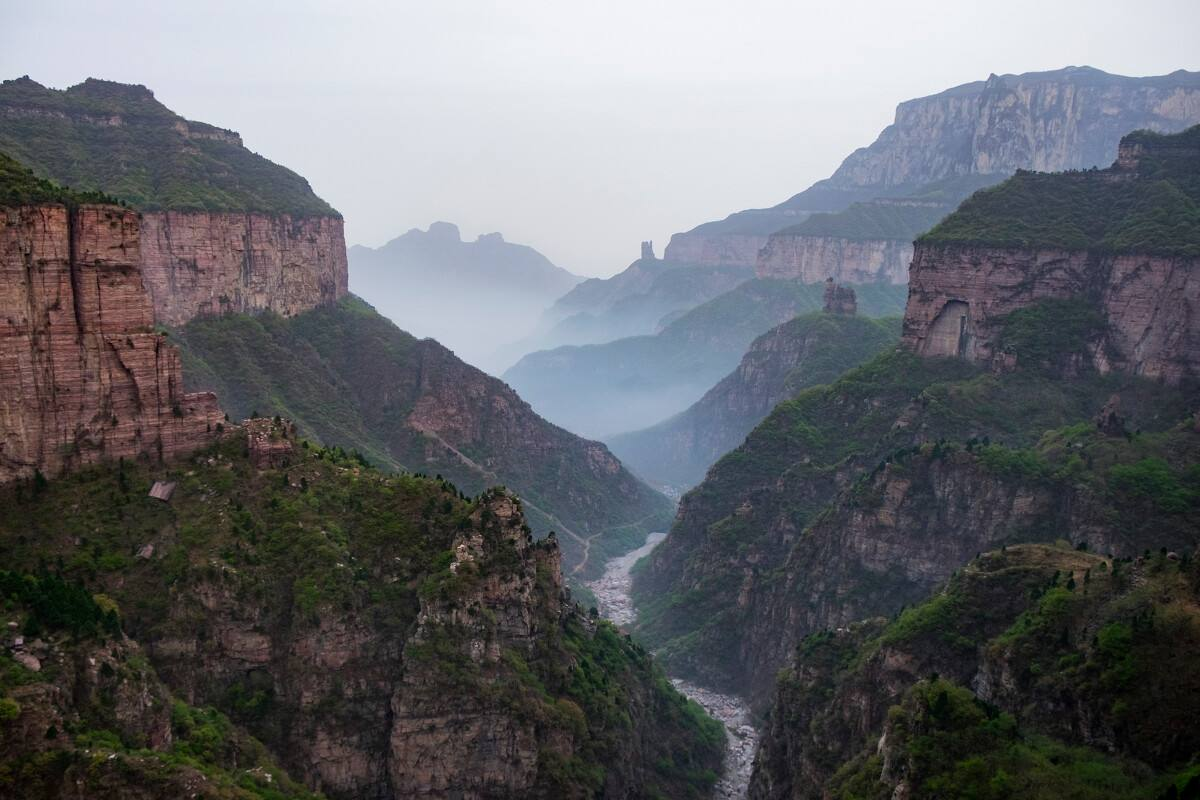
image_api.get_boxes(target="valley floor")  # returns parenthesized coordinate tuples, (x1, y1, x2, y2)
(587, 532, 758, 799)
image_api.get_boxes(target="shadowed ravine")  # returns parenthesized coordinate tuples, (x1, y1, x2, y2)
(587, 532, 758, 799)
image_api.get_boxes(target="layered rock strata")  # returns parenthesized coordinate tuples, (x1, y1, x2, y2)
(140, 211, 348, 325)
(756, 235, 912, 284)
(0, 202, 220, 483)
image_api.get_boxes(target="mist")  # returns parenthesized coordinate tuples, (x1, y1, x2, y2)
(3, 0, 1198, 276)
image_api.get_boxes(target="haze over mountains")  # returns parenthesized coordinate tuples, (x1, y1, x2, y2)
(349, 221, 582, 371)
(3, 30, 1200, 799)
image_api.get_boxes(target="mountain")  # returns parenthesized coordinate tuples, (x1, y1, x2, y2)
(666, 67, 1200, 272)
(349, 222, 582, 372)
(609, 295, 901, 491)
(0, 153, 221, 484)
(171, 296, 674, 579)
(0, 76, 347, 325)
(631, 126, 1200, 707)
(0, 431, 724, 799)
(750, 542, 1200, 798)
(496, 243, 755, 369)
(504, 280, 908, 439)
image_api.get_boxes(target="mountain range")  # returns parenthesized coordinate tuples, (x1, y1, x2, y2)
(349, 222, 582, 372)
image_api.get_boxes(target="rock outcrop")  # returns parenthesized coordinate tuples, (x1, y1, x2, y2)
(0, 201, 221, 483)
(749, 544, 1200, 799)
(902, 246, 1200, 382)
(821, 279, 856, 315)
(757, 232, 913, 284)
(0, 77, 348, 326)
(0, 449, 725, 799)
(903, 126, 1200, 384)
(169, 296, 675, 579)
(667, 67, 1200, 268)
(140, 211, 347, 325)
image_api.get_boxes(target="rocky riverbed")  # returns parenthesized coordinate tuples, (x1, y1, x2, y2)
(587, 531, 757, 799)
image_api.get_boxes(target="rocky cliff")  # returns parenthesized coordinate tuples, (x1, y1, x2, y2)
(0, 570, 317, 800)
(633, 125, 1200, 702)
(904, 126, 1200, 383)
(0, 433, 725, 799)
(0, 190, 221, 483)
(755, 233, 912, 284)
(171, 296, 674, 579)
(749, 543, 1200, 799)
(608, 311, 899, 490)
(667, 66, 1200, 268)
(0, 77, 347, 326)
(140, 211, 347, 326)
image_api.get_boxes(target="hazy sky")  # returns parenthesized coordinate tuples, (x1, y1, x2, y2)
(4, 0, 1198, 276)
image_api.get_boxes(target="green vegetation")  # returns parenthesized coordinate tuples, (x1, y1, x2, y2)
(997, 298, 1107, 368)
(0, 427, 721, 797)
(921, 125, 1200, 255)
(767, 544, 1200, 797)
(609, 312, 903, 489)
(781, 200, 950, 241)
(632, 332, 1198, 684)
(172, 295, 674, 578)
(0, 570, 120, 638)
(505, 278, 909, 439)
(0, 151, 118, 207)
(0, 77, 336, 216)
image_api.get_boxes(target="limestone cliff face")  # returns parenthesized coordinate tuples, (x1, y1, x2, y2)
(827, 67, 1200, 189)
(666, 67, 1200, 268)
(662, 231, 773, 269)
(140, 211, 348, 325)
(0, 203, 221, 483)
(902, 245, 1200, 383)
(755, 234, 912, 283)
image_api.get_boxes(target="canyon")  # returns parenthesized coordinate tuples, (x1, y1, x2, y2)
(632, 126, 1200, 713)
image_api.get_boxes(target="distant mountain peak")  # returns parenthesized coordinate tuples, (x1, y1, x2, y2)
(426, 220, 461, 241)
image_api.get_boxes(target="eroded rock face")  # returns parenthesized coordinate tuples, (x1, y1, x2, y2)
(389, 495, 565, 797)
(663, 232, 773, 268)
(666, 67, 1200, 269)
(0, 203, 221, 483)
(139, 211, 348, 325)
(757, 236, 913, 284)
(901, 245, 1200, 383)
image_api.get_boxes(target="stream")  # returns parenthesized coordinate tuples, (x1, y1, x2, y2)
(586, 532, 758, 799)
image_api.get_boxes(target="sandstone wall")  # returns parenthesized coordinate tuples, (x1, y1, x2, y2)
(901, 244, 1200, 383)
(0, 203, 221, 483)
(755, 234, 912, 284)
(139, 211, 348, 325)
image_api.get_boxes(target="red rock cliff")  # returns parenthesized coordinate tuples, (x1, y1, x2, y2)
(0, 203, 222, 482)
(139, 211, 348, 325)
(901, 246, 1200, 383)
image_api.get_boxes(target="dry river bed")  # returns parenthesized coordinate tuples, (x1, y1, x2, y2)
(586, 532, 757, 799)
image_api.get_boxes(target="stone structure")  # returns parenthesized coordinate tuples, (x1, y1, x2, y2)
(822, 279, 857, 315)
(640, 240, 656, 260)
(245, 417, 295, 469)
(0, 202, 222, 483)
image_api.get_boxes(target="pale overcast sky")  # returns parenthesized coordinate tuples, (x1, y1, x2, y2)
(3, 0, 1198, 276)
